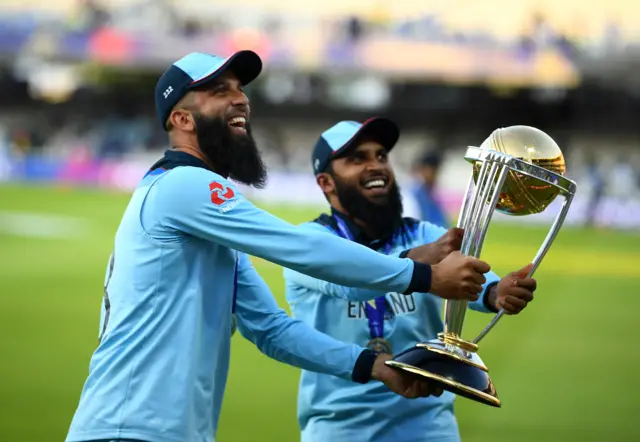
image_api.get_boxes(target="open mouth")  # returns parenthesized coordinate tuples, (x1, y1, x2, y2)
(362, 177, 389, 194)
(228, 116, 247, 134)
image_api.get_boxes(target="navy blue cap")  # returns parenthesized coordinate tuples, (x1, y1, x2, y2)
(312, 118, 400, 174)
(154, 50, 262, 130)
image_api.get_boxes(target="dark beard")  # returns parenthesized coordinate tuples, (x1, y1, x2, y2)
(193, 114, 267, 188)
(333, 175, 404, 240)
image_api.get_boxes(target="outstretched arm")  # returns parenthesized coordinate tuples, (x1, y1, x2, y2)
(234, 253, 442, 399)
(282, 223, 407, 301)
(148, 167, 432, 295)
(234, 253, 371, 382)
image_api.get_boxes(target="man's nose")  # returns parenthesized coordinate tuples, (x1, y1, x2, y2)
(365, 160, 386, 172)
(230, 89, 249, 107)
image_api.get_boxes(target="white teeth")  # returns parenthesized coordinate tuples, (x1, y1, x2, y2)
(228, 117, 246, 127)
(364, 179, 386, 189)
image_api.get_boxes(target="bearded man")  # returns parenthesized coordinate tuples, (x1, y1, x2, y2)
(284, 118, 537, 442)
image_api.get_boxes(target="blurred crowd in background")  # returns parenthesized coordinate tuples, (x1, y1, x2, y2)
(1, 0, 639, 229)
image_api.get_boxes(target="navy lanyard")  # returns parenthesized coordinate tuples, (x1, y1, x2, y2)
(333, 216, 390, 341)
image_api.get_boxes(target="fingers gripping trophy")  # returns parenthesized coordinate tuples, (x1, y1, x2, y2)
(385, 125, 577, 407)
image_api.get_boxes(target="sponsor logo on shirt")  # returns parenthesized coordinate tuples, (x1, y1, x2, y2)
(209, 181, 235, 206)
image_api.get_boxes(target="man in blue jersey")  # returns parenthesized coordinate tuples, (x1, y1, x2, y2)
(283, 118, 538, 442)
(65, 51, 494, 442)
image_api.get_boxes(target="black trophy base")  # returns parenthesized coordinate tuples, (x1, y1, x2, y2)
(385, 339, 501, 407)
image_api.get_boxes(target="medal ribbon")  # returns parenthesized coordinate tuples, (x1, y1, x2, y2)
(333, 215, 391, 342)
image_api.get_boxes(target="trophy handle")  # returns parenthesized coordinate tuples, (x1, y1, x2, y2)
(472, 191, 575, 344)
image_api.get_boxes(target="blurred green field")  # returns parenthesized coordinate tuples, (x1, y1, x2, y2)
(0, 183, 639, 442)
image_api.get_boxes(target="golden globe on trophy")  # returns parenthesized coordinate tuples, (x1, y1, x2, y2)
(385, 125, 578, 407)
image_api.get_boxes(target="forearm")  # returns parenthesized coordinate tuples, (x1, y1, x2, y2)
(284, 268, 396, 301)
(234, 221, 431, 295)
(236, 258, 379, 384)
(244, 308, 372, 382)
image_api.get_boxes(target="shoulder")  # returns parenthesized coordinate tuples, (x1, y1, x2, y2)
(297, 213, 337, 234)
(154, 166, 236, 193)
(396, 217, 421, 239)
(400, 217, 447, 243)
(147, 166, 246, 216)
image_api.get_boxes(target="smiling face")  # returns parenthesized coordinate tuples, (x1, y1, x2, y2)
(166, 69, 267, 188)
(318, 140, 404, 238)
(188, 70, 251, 136)
(331, 141, 395, 200)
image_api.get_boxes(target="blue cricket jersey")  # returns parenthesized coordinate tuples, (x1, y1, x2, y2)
(283, 209, 500, 442)
(65, 150, 434, 442)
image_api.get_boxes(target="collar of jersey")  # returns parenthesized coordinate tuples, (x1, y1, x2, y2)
(148, 149, 213, 173)
(330, 207, 389, 250)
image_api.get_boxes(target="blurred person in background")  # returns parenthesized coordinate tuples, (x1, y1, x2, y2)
(610, 153, 637, 205)
(65, 51, 490, 442)
(0, 127, 11, 181)
(283, 118, 537, 442)
(412, 149, 449, 228)
(584, 151, 605, 227)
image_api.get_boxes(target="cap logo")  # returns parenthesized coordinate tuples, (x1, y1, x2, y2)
(314, 158, 320, 171)
(163, 86, 174, 99)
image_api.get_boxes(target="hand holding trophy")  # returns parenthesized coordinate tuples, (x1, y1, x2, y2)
(385, 125, 577, 407)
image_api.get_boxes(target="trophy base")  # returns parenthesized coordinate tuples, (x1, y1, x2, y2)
(385, 334, 501, 407)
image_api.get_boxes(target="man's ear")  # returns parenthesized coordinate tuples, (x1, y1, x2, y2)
(316, 173, 335, 196)
(168, 109, 196, 132)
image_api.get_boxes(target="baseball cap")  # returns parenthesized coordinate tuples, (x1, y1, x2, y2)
(311, 118, 400, 174)
(154, 50, 262, 130)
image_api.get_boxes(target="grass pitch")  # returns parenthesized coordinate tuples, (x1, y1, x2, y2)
(0, 183, 638, 442)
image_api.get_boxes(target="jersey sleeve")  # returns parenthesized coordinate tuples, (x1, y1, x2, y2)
(416, 221, 500, 313)
(469, 271, 500, 313)
(283, 222, 403, 302)
(234, 253, 364, 381)
(143, 167, 432, 294)
(284, 268, 392, 302)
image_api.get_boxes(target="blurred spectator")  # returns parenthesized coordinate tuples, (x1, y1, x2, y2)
(609, 154, 637, 204)
(411, 150, 449, 228)
(345, 16, 364, 43)
(584, 152, 605, 227)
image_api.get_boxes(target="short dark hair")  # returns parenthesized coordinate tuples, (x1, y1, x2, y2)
(319, 162, 335, 202)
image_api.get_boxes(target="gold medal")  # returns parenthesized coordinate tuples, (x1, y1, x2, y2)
(367, 337, 392, 354)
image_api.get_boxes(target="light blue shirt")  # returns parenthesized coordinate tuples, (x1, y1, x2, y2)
(284, 214, 500, 442)
(65, 152, 434, 442)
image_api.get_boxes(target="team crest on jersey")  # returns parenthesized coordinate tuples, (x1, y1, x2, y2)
(209, 181, 235, 205)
